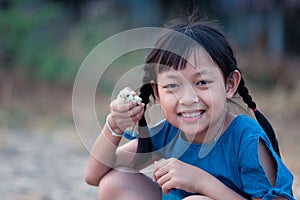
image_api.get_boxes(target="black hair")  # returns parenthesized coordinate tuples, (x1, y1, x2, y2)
(134, 14, 280, 166)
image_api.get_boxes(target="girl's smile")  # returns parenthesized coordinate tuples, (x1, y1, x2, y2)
(179, 110, 204, 119)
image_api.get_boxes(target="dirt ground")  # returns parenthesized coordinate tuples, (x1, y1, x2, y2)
(0, 115, 299, 200)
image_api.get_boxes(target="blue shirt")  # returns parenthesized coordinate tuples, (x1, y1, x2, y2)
(126, 115, 295, 199)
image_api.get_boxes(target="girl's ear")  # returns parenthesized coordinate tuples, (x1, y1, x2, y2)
(226, 70, 241, 99)
(150, 81, 160, 104)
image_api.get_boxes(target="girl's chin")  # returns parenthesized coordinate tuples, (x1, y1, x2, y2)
(179, 124, 206, 136)
(180, 131, 204, 143)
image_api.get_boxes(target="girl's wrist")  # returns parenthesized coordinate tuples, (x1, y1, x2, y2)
(106, 114, 124, 136)
(194, 168, 246, 200)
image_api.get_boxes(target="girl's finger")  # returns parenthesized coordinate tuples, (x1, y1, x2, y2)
(113, 116, 134, 127)
(129, 104, 144, 117)
(156, 170, 171, 188)
(161, 179, 173, 195)
(111, 103, 142, 118)
(110, 99, 137, 113)
(153, 159, 169, 181)
(153, 159, 176, 194)
(130, 111, 144, 123)
(154, 158, 175, 171)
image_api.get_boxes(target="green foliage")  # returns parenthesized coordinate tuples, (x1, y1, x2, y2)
(0, 0, 123, 84)
(0, 0, 66, 81)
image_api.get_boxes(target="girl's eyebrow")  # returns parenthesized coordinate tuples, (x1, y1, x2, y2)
(194, 69, 214, 76)
(164, 74, 179, 79)
(194, 69, 218, 79)
(162, 69, 214, 79)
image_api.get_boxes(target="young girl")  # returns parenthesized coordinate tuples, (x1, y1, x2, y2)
(85, 15, 295, 200)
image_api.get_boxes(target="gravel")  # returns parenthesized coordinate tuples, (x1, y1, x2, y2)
(0, 128, 98, 200)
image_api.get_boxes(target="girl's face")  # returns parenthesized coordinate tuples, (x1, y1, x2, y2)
(153, 48, 237, 143)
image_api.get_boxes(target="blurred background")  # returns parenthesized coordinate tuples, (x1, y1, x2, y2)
(0, 0, 299, 199)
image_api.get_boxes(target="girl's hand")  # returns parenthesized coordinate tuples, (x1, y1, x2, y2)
(153, 158, 202, 195)
(109, 93, 145, 133)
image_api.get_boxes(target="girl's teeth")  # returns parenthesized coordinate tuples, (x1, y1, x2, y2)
(181, 112, 201, 118)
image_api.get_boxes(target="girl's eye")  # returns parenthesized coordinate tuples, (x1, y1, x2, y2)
(197, 80, 211, 87)
(163, 84, 179, 89)
(197, 80, 207, 85)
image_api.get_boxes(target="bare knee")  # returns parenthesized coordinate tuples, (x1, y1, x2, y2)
(184, 195, 213, 200)
(98, 169, 127, 199)
(98, 169, 161, 200)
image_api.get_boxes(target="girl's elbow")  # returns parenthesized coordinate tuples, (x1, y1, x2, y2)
(85, 171, 100, 186)
(85, 177, 98, 186)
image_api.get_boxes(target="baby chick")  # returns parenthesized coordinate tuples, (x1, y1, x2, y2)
(116, 87, 142, 137)
(117, 87, 142, 105)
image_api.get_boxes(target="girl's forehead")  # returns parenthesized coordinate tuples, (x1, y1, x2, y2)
(153, 46, 220, 79)
(179, 47, 219, 75)
(187, 46, 215, 67)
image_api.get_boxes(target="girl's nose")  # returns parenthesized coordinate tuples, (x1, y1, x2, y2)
(178, 88, 199, 105)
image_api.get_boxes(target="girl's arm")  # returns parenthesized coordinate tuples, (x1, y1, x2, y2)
(153, 140, 289, 200)
(85, 127, 138, 186)
(153, 158, 247, 200)
(85, 99, 145, 186)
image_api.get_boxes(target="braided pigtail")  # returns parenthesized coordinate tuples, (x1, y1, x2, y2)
(133, 83, 153, 167)
(237, 76, 281, 157)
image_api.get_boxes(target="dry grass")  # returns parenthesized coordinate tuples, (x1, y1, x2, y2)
(238, 54, 300, 197)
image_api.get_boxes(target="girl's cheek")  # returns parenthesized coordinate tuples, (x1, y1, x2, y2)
(205, 86, 224, 99)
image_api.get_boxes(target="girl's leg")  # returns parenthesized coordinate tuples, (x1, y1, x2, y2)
(98, 169, 161, 200)
(183, 196, 213, 200)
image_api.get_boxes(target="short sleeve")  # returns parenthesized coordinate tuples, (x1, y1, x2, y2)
(123, 119, 167, 140)
(124, 120, 178, 158)
(123, 130, 138, 140)
(238, 126, 294, 199)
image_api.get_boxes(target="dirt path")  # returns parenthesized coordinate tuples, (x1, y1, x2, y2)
(0, 127, 98, 200)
